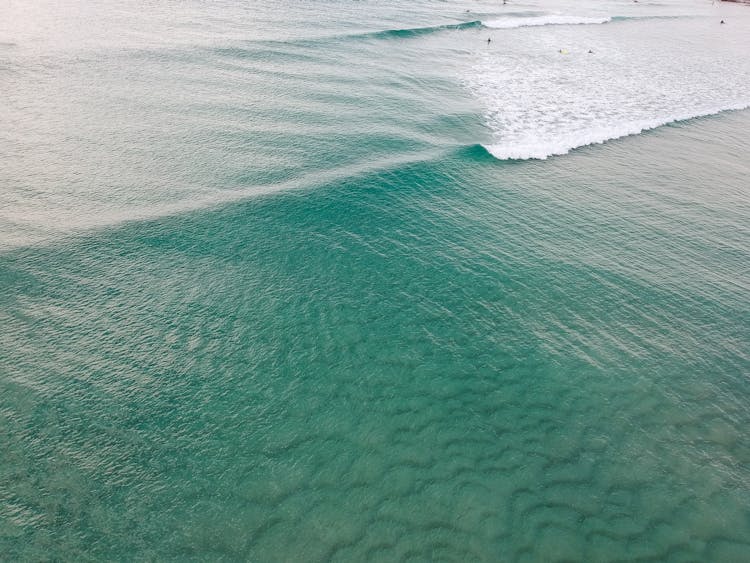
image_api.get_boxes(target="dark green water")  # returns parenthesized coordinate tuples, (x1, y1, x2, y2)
(2, 0, 750, 560)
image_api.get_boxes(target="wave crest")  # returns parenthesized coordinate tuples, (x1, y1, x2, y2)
(367, 20, 482, 39)
(483, 105, 750, 160)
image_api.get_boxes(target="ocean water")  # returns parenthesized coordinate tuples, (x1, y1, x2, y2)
(2, 0, 750, 560)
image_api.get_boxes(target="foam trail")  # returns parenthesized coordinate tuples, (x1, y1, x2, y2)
(0, 150, 442, 251)
(483, 15, 611, 29)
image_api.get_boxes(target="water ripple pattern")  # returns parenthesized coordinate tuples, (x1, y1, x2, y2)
(1, 0, 750, 560)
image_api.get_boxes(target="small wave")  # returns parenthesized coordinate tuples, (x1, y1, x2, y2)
(366, 20, 482, 39)
(234, 20, 484, 46)
(483, 105, 750, 160)
(483, 15, 611, 29)
(351, 14, 643, 41)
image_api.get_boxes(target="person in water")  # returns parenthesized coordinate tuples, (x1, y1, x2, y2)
(487, 38, 492, 43)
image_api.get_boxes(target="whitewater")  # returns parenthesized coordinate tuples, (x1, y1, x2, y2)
(464, 3, 750, 160)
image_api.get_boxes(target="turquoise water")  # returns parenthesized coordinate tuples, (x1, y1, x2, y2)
(2, 0, 750, 560)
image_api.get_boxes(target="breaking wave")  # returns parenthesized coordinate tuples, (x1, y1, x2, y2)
(465, 11, 750, 161)
(483, 104, 750, 160)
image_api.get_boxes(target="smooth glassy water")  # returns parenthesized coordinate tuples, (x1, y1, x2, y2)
(1, 0, 749, 560)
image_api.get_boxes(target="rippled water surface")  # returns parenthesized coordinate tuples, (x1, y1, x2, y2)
(1, 0, 749, 560)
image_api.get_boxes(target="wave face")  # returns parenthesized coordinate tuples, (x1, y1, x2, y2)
(466, 10, 750, 160)
(367, 20, 482, 39)
(483, 15, 611, 29)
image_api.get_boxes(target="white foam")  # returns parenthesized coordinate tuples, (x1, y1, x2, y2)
(483, 15, 611, 29)
(466, 11, 750, 161)
(483, 103, 750, 160)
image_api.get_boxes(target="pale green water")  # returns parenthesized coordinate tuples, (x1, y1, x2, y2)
(1, 0, 750, 560)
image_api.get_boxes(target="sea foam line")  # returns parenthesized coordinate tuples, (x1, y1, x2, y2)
(483, 103, 750, 160)
(483, 15, 611, 29)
